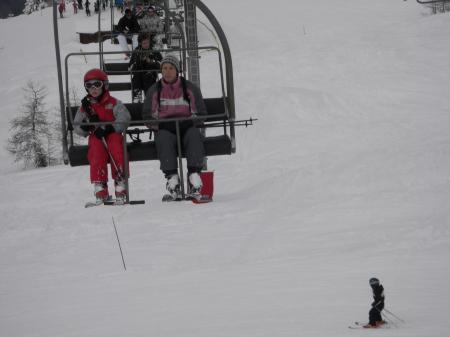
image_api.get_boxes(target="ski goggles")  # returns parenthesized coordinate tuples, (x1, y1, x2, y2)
(84, 80, 103, 90)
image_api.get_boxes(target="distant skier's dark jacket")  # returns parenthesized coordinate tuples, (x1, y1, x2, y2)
(117, 15, 140, 34)
(129, 46, 162, 71)
(371, 284, 385, 311)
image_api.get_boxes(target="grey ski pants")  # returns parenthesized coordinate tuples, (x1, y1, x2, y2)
(154, 127, 205, 173)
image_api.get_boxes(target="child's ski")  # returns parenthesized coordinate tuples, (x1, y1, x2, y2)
(85, 198, 145, 207)
(104, 199, 145, 206)
(85, 200, 105, 208)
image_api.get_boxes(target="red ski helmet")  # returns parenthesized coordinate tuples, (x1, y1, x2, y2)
(84, 68, 109, 90)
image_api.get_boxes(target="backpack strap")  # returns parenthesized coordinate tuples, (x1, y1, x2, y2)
(157, 76, 192, 112)
(156, 80, 162, 112)
(180, 76, 191, 112)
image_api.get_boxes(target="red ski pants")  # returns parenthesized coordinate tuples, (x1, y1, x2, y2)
(87, 133, 127, 183)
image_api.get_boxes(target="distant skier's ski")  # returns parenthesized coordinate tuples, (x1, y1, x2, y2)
(348, 321, 389, 329)
(348, 322, 367, 329)
(348, 325, 361, 329)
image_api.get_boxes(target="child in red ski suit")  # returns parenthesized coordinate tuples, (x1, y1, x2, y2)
(74, 68, 131, 201)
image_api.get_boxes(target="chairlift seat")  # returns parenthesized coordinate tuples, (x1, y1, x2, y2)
(108, 82, 132, 91)
(103, 62, 131, 76)
(67, 98, 232, 166)
(68, 134, 231, 166)
(77, 31, 112, 44)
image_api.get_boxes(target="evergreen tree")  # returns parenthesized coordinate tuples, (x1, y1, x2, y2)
(23, 0, 46, 15)
(46, 108, 64, 166)
(7, 81, 51, 168)
(69, 87, 86, 145)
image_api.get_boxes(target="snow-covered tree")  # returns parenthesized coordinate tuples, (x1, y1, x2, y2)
(69, 87, 87, 146)
(23, 0, 47, 15)
(46, 108, 64, 166)
(7, 81, 51, 168)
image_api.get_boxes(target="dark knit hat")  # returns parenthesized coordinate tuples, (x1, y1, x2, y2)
(161, 54, 180, 73)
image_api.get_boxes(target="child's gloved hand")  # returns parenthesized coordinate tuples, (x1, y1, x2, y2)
(81, 96, 91, 112)
(88, 114, 100, 123)
(93, 125, 115, 139)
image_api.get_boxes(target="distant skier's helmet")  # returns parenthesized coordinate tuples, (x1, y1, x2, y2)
(84, 68, 109, 90)
(369, 278, 380, 286)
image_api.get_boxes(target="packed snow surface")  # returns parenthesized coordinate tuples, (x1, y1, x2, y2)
(0, 1, 449, 336)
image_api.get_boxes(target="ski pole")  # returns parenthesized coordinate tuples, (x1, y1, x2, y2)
(381, 312, 397, 327)
(101, 137, 124, 181)
(175, 120, 186, 198)
(100, 133, 133, 203)
(383, 308, 405, 323)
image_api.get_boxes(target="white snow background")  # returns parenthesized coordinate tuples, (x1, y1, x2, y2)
(0, 1, 450, 336)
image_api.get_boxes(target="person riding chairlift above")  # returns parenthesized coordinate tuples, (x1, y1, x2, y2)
(138, 5, 164, 34)
(129, 32, 162, 102)
(117, 8, 140, 59)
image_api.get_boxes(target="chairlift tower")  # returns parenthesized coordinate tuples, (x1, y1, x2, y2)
(184, 0, 200, 86)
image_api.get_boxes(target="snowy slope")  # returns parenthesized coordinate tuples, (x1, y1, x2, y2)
(1, 1, 450, 337)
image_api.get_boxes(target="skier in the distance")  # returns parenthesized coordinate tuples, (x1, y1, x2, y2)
(73, 69, 131, 203)
(364, 277, 386, 328)
(58, 1, 65, 18)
